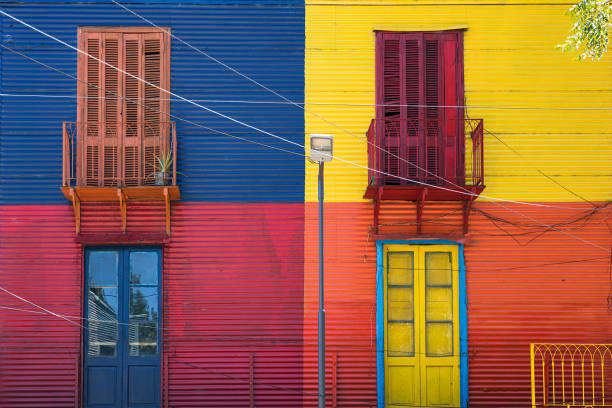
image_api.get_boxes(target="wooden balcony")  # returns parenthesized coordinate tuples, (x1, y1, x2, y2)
(364, 118, 485, 235)
(61, 121, 180, 235)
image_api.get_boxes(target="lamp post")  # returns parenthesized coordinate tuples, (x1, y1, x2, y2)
(309, 133, 334, 408)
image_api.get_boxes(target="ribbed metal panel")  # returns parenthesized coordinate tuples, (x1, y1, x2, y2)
(305, 1, 612, 203)
(0, 1, 304, 203)
(0, 205, 82, 407)
(165, 202, 305, 407)
(0, 203, 305, 407)
(303, 201, 612, 407)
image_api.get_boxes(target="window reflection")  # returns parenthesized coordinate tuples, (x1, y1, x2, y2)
(129, 287, 158, 320)
(87, 287, 118, 357)
(128, 322, 158, 356)
(130, 252, 158, 284)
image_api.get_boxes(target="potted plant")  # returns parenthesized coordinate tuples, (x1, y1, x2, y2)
(149, 152, 174, 186)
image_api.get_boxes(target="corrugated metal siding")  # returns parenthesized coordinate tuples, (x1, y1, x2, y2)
(0, 1, 304, 203)
(165, 203, 305, 407)
(303, 201, 612, 407)
(0, 205, 81, 407)
(305, 1, 612, 203)
(0, 203, 305, 407)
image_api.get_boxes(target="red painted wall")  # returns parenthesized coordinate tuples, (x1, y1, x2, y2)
(0, 203, 304, 407)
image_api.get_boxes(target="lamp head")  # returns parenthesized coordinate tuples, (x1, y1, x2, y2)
(309, 133, 334, 163)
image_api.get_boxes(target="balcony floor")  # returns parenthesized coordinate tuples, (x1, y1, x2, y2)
(364, 184, 484, 202)
(61, 186, 180, 202)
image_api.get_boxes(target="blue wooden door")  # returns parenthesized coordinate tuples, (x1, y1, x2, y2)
(85, 247, 161, 408)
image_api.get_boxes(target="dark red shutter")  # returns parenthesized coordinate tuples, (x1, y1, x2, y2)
(375, 31, 463, 186)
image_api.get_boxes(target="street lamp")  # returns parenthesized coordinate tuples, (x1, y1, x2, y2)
(309, 133, 333, 408)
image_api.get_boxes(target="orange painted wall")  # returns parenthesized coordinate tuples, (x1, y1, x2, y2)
(303, 201, 612, 407)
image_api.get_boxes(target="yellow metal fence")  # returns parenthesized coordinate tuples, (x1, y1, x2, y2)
(531, 344, 612, 407)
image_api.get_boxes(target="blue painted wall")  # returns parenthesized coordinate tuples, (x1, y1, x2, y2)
(0, 1, 305, 203)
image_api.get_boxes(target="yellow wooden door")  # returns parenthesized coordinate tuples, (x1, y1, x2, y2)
(384, 245, 460, 407)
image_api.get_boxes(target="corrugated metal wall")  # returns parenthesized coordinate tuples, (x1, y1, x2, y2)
(0, 0, 304, 203)
(0, 1, 307, 406)
(0, 203, 305, 407)
(305, 0, 612, 203)
(303, 201, 612, 407)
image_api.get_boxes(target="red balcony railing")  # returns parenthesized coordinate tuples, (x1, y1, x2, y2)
(62, 122, 177, 188)
(366, 118, 484, 195)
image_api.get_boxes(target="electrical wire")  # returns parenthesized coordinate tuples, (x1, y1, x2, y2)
(110, 0, 612, 218)
(2, 8, 611, 258)
(108, 0, 609, 211)
(0, 11, 600, 211)
(0, 43, 304, 160)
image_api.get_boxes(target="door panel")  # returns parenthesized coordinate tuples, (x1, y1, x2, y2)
(85, 247, 161, 408)
(384, 245, 460, 407)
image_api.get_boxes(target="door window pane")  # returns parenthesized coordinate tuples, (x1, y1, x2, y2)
(129, 287, 158, 321)
(130, 252, 158, 284)
(426, 322, 452, 356)
(88, 286, 118, 357)
(425, 252, 451, 286)
(388, 322, 414, 356)
(388, 252, 414, 285)
(89, 251, 119, 285)
(426, 287, 452, 321)
(388, 287, 414, 321)
(128, 322, 158, 356)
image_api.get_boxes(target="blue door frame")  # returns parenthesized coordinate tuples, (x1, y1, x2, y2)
(84, 246, 162, 408)
(375, 239, 468, 408)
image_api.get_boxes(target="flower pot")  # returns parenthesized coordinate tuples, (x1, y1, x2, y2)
(155, 171, 170, 186)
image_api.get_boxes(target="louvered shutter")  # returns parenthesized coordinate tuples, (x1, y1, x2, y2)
(78, 28, 169, 188)
(375, 31, 463, 186)
(78, 32, 122, 187)
(142, 33, 164, 186)
(380, 33, 402, 185)
(424, 35, 442, 185)
(123, 34, 141, 186)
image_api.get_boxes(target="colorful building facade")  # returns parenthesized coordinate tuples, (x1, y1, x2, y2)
(0, 1, 611, 407)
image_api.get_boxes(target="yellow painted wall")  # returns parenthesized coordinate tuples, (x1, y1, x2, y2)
(305, 0, 612, 203)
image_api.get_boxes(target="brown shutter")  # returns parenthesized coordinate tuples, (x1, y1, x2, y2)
(79, 34, 101, 186)
(78, 28, 170, 188)
(142, 33, 163, 186)
(101, 33, 122, 187)
(123, 34, 141, 186)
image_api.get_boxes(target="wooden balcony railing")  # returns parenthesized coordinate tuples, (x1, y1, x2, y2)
(62, 121, 177, 188)
(61, 121, 179, 236)
(364, 118, 485, 236)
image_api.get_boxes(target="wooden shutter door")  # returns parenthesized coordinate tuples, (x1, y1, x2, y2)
(441, 33, 464, 186)
(142, 32, 165, 186)
(101, 33, 123, 187)
(404, 34, 421, 181)
(77, 31, 122, 187)
(379, 32, 402, 185)
(123, 33, 142, 186)
(122, 31, 167, 186)
(423, 34, 443, 185)
(78, 32, 101, 186)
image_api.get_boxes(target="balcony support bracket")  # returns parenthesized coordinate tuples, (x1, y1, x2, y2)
(416, 188, 428, 234)
(163, 187, 171, 236)
(462, 198, 474, 235)
(117, 189, 127, 234)
(68, 188, 81, 234)
(373, 187, 384, 234)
